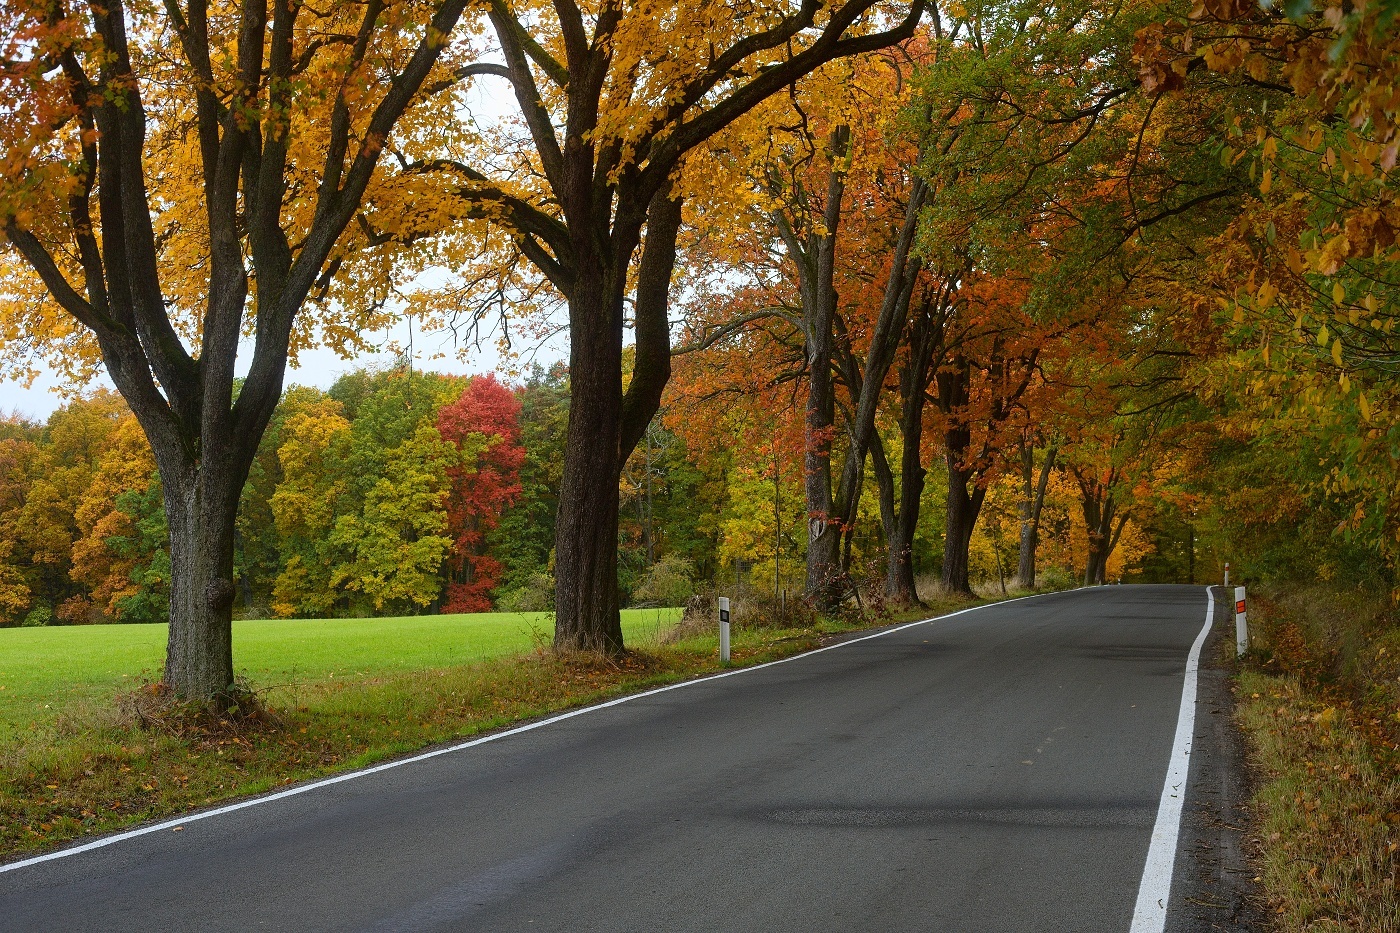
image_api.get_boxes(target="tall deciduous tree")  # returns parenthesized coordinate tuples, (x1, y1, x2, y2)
(400, 0, 924, 650)
(437, 373, 525, 612)
(0, 0, 477, 703)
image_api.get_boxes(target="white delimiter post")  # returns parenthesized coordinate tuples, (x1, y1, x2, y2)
(718, 597, 731, 665)
(1234, 586, 1248, 657)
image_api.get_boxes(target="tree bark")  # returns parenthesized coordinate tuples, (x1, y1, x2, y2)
(873, 434, 922, 606)
(942, 457, 987, 595)
(936, 354, 979, 595)
(552, 273, 627, 652)
(160, 460, 243, 699)
(829, 177, 929, 574)
(874, 297, 941, 606)
(552, 190, 681, 653)
(1015, 438, 1057, 589)
(782, 148, 928, 609)
(782, 128, 848, 610)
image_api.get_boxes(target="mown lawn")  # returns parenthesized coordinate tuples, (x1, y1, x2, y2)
(0, 610, 680, 737)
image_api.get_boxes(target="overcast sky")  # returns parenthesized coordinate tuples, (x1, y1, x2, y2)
(0, 314, 564, 421)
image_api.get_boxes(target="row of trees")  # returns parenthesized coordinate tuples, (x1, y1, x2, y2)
(2, 354, 1157, 627)
(1, 0, 1395, 702)
(1, 369, 537, 625)
(666, 0, 1399, 616)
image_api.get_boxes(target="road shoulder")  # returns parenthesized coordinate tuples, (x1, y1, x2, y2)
(1167, 588, 1267, 932)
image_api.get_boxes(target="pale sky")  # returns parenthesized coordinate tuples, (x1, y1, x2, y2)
(0, 315, 565, 421)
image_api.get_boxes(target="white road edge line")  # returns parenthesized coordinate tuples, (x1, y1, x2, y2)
(3, 590, 1062, 874)
(1129, 586, 1216, 933)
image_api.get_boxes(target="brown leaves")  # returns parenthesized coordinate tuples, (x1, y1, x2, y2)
(1133, 23, 1187, 94)
(1189, 0, 1247, 21)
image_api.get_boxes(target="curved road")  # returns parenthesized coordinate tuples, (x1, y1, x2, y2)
(2, 585, 1228, 932)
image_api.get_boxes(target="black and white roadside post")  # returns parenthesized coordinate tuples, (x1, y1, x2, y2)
(718, 597, 731, 665)
(1234, 586, 1248, 657)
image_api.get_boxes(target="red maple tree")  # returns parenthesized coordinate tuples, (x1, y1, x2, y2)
(437, 375, 526, 612)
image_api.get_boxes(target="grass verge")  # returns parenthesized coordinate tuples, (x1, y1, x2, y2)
(1235, 585, 1400, 930)
(1, 592, 985, 862)
(0, 609, 679, 737)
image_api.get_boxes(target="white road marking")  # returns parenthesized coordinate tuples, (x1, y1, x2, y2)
(2, 591, 1058, 874)
(1129, 587, 1216, 933)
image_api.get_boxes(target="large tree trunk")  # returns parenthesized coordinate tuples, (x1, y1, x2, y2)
(161, 464, 241, 700)
(874, 435, 924, 607)
(804, 285, 842, 603)
(887, 453, 927, 605)
(804, 346, 843, 606)
(1015, 439, 1057, 589)
(552, 192, 681, 653)
(874, 332, 934, 606)
(761, 120, 928, 613)
(133, 355, 276, 707)
(936, 354, 983, 596)
(829, 178, 929, 576)
(553, 279, 626, 652)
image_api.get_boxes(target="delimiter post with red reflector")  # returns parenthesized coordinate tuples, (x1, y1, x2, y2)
(1234, 586, 1248, 657)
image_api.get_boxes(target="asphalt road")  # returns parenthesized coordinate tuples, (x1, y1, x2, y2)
(2, 585, 1223, 932)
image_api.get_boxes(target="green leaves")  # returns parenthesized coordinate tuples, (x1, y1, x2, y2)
(270, 369, 460, 618)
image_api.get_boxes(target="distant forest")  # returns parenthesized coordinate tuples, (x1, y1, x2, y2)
(3, 354, 1194, 628)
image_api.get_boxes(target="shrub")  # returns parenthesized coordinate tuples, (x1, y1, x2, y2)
(494, 571, 556, 613)
(56, 596, 103, 625)
(20, 603, 52, 627)
(629, 555, 696, 608)
(1037, 566, 1077, 592)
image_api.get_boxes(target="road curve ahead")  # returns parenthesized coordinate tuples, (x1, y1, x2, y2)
(2, 585, 1217, 932)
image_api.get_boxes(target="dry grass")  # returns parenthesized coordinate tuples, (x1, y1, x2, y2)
(1236, 585, 1400, 930)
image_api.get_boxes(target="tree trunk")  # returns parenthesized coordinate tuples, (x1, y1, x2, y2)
(804, 344, 840, 603)
(793, 130, 849, 611)
(873, 387, 930, 607)
(1084, 547, 1108, 586)
(936, 354, 983, 596)
(1015, 440, 1057, 589)
(872, 435, 917, 607)
(942, 458, 986, 595)
(137, 400, 266, 708)
(829, 177, 929, 575)
(162, 468, 240, 701)
(642, 433, 655, 566)
(552, 274, 627, 654)
(866, 281, 952, 607)
(551, 190, 682, 654)
(1072, 463, 1125, 588)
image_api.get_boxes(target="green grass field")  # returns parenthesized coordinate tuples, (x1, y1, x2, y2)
(0, 610, 680, 737)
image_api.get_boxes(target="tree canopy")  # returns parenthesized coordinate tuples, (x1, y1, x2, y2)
(3, 0, 1399, 697)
